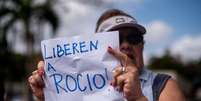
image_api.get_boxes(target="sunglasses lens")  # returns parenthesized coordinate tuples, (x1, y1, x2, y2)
(118, 28, 144, 45)
(119, 34, 143, 45)
(128, 34, 143, 44)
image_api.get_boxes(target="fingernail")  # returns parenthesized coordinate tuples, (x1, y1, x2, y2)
(108, 46, 112, 51)
(38, 70, 44, 76)
(108, 46, 114, 54)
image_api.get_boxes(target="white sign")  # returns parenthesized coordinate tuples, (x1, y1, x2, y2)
(41, 31, 125, 101)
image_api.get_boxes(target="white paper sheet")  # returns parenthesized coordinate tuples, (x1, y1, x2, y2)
(41, 31, 125, 101)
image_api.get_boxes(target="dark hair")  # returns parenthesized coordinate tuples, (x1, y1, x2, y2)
(95, 9, 134, 32)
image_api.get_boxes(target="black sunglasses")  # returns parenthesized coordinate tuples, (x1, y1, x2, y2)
(119, 29, 144, 45)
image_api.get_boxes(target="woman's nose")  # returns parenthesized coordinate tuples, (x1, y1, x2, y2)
(120, 41, 130, 50)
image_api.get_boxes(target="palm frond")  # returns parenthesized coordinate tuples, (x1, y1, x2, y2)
(32, 4, 59, 33)
(0, 8, 16, 18)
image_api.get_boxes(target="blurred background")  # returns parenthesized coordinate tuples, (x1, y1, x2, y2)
(0, 0, 201, 101)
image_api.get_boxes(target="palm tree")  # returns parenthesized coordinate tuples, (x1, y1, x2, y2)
(0, 0, 59, 100)
(0, 0, 59, 55)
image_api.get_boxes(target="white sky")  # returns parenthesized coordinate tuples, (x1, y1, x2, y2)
(12, 0, 201, 64)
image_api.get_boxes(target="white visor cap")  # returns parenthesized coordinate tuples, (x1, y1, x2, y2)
(97, 15, 146, 34)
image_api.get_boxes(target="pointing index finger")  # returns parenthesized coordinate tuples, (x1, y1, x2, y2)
(108, 46, 128, 67)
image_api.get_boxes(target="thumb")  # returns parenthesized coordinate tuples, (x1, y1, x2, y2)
(37, 61, 44, 70)
(37, 61, 45, 76)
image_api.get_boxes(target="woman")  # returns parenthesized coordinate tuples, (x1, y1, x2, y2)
(28, 9, 185, 101)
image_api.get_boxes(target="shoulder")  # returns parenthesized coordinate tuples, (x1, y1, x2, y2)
(159, 78, 185, 101)
(141, 68, 185, 101)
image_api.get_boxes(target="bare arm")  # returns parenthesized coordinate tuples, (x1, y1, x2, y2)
(159, 79, 185, 101)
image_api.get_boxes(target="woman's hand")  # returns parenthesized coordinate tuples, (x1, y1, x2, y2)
(108, 47, 148, 101)
(28, 61, 45, 101)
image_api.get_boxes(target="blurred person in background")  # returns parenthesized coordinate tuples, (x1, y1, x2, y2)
(28, 9, 185, 101)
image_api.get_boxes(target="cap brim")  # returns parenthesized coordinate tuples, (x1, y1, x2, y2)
(109, 23, 146, 35)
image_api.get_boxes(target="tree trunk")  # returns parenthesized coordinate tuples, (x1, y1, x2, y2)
(24, 20, 35, 101)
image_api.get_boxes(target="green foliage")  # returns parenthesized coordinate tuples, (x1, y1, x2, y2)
(0, 0, 59, 81)
(0, 0, 59, 54)
(0, 52, 26, 81)
(148, 50, 201, 82)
